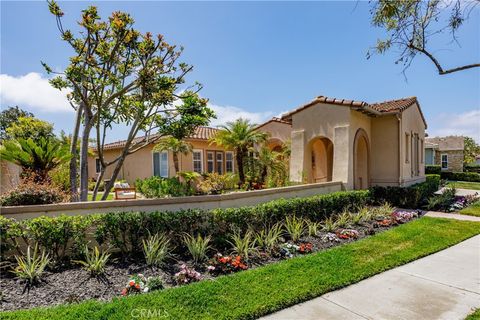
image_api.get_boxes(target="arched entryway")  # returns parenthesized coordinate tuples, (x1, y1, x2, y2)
(266, 138, 284, 152)
(308, 137, 333, 183)
(353, 128, 370, 190)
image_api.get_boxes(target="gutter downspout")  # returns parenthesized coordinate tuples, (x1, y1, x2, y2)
(396, 114, 403, 186)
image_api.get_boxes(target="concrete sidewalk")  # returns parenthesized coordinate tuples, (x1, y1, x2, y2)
(261, 235, 480, 320)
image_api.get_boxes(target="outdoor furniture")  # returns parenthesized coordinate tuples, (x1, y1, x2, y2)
(113, 182, 136, 200)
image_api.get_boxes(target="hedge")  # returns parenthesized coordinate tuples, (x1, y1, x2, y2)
(425, 165, 441, 175)
(464, 164, 480, 173)
(369, 174, 440, 209)
(0, 190, 370, 262)
(441, 171, 480, 182)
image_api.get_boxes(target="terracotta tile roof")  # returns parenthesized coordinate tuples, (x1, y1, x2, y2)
(425, 136, 464, 151)
(281, 95, 426, 127)
(255, 117, 292, 130)
(96, 126, 220, 151)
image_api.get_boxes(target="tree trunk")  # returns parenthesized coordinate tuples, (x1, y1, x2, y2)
(69, 105, 83, 202)
(101, 151, 127, 200)
(91, 168, 105, 201)
(79, 113, 93, 202)
(236, 150, 245, 186)
(173, 152, 179, 174)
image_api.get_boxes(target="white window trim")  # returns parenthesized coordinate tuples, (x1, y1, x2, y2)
(225, 151, 234, 173)
(152, 151, 169, 178)
(192, 149, 204, 173)
(441, 153, 448, 170)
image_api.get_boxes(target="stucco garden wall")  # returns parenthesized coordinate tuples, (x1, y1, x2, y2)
(0, 160, 21, 194)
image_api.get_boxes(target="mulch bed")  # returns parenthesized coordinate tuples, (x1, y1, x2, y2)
(0, 210, 425, 312)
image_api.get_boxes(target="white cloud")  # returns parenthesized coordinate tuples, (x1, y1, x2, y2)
(0, 72, 71, 113)
(428, 109, 480, 142)
(207, 103, 274, 127)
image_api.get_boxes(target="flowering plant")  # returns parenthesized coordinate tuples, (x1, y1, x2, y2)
(322, 233, 340, 243)
(336, 229, 359, 239)
(392, 210, 418, 223)
(279, 243, 299, 258)
(121, 274, 163, 296)
(174, 264, 202, 284)
(449, 195, 478, 211)
(207, 253, 248, 275)
(298, 242, 313, 253)
(376, 219, 393, 227)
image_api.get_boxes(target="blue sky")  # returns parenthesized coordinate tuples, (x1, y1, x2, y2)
(1, 1, 479, 142)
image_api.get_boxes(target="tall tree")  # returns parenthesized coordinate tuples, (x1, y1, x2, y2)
(463, 136, 480, 164)
(368, 0, 480, 75)
(154, 137, 193, 174)
(211, 118, 268, 185)
(45, 1, 214, 201)
(0, 106, 34, 141)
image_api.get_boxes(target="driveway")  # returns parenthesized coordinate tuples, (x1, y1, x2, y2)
(260, 233, 480, 320)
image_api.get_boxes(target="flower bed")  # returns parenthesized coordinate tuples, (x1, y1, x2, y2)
(0, 204, 423, 311)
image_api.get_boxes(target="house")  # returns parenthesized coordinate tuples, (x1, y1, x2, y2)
(424, 136, 464, 172)
(88, 127, 236, 185)
(266, 95, 427, 190)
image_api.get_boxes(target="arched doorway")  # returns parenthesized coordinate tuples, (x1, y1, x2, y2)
(353, 129, 370, 190)
(266, 138, 284, 152)
(308, 137, 333, 183)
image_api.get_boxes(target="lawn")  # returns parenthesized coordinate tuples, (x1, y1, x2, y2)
(446, 181, 480, 190)
(3, 217, 479, 320)
(459, 201, 480, 217)
(87, 193, 114, 201)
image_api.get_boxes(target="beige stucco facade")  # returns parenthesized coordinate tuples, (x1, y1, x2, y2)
(0, 160, 21, 194)
(282, 96, 427, 190)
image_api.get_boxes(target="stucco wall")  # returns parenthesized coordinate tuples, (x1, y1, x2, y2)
(349, 110, 372, 190)
(257, 121, 292, 146)
(399, 103, 426, 186)
(88, 140, 231, 185)
(1, 181, 343, 220)
(370, 115, 400, 186)
(0, 160, 21, 194)
(434, 150, 464, 172)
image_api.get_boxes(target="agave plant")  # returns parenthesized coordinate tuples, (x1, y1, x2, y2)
(12, 245, 50, 285)
(228, 230, 257, 261)
(74, 246, 110, 276)
(255, 223, 283, 253)
(284, 216, 305, 242)
(183, 233, 211, 264)
(143, 233, 172, 267)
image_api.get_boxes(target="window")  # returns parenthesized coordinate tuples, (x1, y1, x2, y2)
(441, 154, 448, 169)
(192, 150, 203, 173)
(226, 151, 234, 173)
(420, 139, 424, 163)
(207, 151, 214, 173)
(216, 152, 224, 174)
(405, 133, 410, 163)
(153, 151, 168, 177)
(95, 158, 101, 173)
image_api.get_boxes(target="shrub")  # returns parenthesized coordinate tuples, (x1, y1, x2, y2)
(425, 165, 441, 175)
(13, 245, 50, 285)
(183, 234, 211, 264)
(0, 181, 65, 206)
(143, 233, 171, 267)
(441, 171, 480, 182)
(464, 164, 480, 173)
(136, 176, 190, 198)
(74, 246, 110, 276)
(254, 223, 283, 254)
(369, 174, 440, 208)
(174, 264, 202, 285)
(227, 230, 257, 261)
(427, 187, 457, 212)
(284, 216, 305, 243)
(197, 173, 238, 195)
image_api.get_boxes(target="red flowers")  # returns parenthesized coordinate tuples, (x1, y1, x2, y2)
(208, 254, 248, 275)
(298, 243, 313, 253)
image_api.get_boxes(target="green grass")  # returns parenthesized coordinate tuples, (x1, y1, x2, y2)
(87, 193, 114, 201)
(459, 201, 480, 217)
(446, 181, 480, 190)
(3, 217, 479, 320)
(466, 309, 480, 320)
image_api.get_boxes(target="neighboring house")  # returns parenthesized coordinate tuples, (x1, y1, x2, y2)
(424, 136, 464, 172)
(275, 95, 427, 190)
(88, 127, 236, 185)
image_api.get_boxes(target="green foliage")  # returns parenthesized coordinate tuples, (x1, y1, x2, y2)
(143, 233, 171, 267)
(463, 137, 480, 164)
(183, 234, 211, 264)
(135, 176, 190, 198)
(321, 216, 338, 232)
(335, 211, 353, 228)
(227, 230, 257, 261)
(254, 223, 283, 254)
(49, 162, 72, 192)
(464, 164, 480, 174)
(154, 137, 193, 173)
(146, 276, 164, 292)
(427, 187, 457, 212)
(0, 180, 65, 207)
(5, 218, 479, 320)
(284, 216, 305, 243)
(425, 165, 441, 175)
(306, 220, 321, 237)
(370, 203, 394, 220)
(13, 245, 50, 285)
(352, 206, 370, 225)
(0, 137, 70, 181)
(0, 106, 33, 140)
(197, 172, 238, 195)
(6, 117, 55, 143)
(74, 246, 110, 276)
(369, 174, 440, 208)
(441, 171, 480, 183)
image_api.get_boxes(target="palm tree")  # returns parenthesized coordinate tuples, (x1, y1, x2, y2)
(0, 137, 70, 182)
(211, 118, 268, 185)
(258, 146, 286, 185)
(154, 137, 193, 174)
